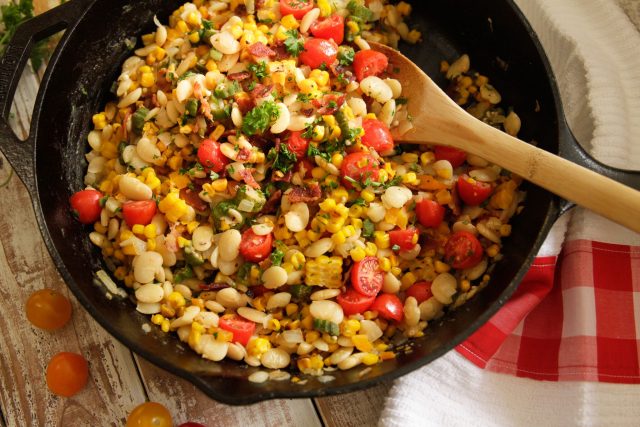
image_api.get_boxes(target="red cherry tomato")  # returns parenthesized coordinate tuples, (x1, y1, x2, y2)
(444, 231, 484, 269)
(406, 282, 433, 303)
(340, 152, 380, 188)
(69, 189, 102, 224)
(310, 14, 345, 44)
(126, 402, 173, 427)
(337, 288, 376, 315)
(434, 146, 467, 168)
(46, 352, 89, 397)
(25, 289, 72, 330)
(361, 118, 394, 153)
(351, 256, 384, 297)
(122, 200, 157, 227)
(178, 424, 206, 427)
(286, 130, 309, 158)
(299, 38, 338, 69)
(353, 50, 389, 82)
(239, 228, 273, 263)
(370, 294, 404, 322)
(279, 0, 314, 19)
(415, 199, 445, 228)
(218, 315, 256, 346)
(457, 174, 493, 206)
(197, 138, 228, 173)
(389, 228, 418, 251)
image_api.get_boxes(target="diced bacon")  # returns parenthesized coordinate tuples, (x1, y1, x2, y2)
(288, 184, 322, 203)
(228, 71, 251, 81)
(180, 187, 208, 212)
(248, 42, 276, 58)
(234, 93, 255, 114)
(260, 189, 282, 215)
(313, 94, 345, 115)
(236, 147, 252, 162)
(239, 169, 260, 189)
(193, 82, 213, 120)
(250, 83, 274, 100)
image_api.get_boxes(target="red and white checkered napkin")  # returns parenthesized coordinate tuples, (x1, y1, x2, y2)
(457, 212, 640, 383)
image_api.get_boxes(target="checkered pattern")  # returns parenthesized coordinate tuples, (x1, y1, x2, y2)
(457, 239, 640, 383)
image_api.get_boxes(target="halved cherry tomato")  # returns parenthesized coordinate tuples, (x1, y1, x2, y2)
(218, 314, 256, 346)
(286, 130, 309, 158)
(279, 0, 314, 19)
(299, 38, 338, 69)
(351, 256, 384, 297)
(122, 200, 157, 227)
(337, 288, 376, 315)
(26, 289, 72, 330)
(361, 118, 394, 153)
(340, 152, 380, 188)
(389, 228, 418, 251)
(457, 174, 493, 206)
(239, 228, 273, 263)
(444, 231, 484, 269)
(415, 199, 445, 228)
(310, 14, 345, 44)
(353, 50, 389, 82)
(198, 138, 228, 173)
(126, 402, 172, 427)
(46, 352, 89, 397)
(406, 282, 433, 304)
(69, 189, 102, 224)
(434, 146, 467, 168)
(370, 294, 404, 322)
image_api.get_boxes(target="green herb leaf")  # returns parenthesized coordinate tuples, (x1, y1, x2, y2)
(267, 143, 298, 173)
(132, 107, 149, 134)
(337, 45, 355, 66)
(362, 218, 375, 238)
(283, 29, 304, 57)
(347, 0, 374, 22)
(242, 101, 280, 136)
(270, 249, 285, 266)
(248, 61, 268, 80)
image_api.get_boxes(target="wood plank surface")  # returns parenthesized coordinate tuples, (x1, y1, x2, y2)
(315, 383, 391, 427)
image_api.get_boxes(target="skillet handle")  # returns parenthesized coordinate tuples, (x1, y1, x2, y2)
(0, 0, 92, 192)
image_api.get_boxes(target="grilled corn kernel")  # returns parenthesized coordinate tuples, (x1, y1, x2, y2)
(364, 242, 378, 256)
(317, 0, 332, 16)
(92, 113, 107, 130)
(362, 353, 379, 366)
(167, 291, 186, 308)
(360, 189, 375, 203)
(350, 247, 367, 262)
(299, 78, 318, 94)
(342, 319, 361, 337)
(351, 334, 373, 352)
(310, 69, 330, 86)
(331, 152, 344, 167)
(374, 231, 390, 249)
(281, 13, 299, 29)
(434, 260, 450, 273)
(401, 272, 416, 289)
(247, 337, 271, 356)
(319, 198, 336, 212)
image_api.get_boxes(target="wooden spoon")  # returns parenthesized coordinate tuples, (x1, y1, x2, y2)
(368, 42, 640, 233)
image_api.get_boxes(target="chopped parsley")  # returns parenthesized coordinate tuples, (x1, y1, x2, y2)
(337, 46, 355, 66)
(283, 29, 304, 56)
(248, 61, 268, 80)
(347, 0, 374, 22)
(267, 143, 297, 173)
(270, 249, 285, 266)
(241, 101, 280, 136)
(362, 219, 375, 238)
(349, 197, 367, 207)
(307, 143, 331, 162)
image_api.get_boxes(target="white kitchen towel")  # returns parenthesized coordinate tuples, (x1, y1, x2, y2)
(380, 0, 640, 426)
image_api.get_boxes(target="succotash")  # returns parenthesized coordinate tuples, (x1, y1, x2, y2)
(70, 0, 524, 380)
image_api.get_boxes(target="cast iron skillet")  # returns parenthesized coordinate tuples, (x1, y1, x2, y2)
(1, 0, 639, 405)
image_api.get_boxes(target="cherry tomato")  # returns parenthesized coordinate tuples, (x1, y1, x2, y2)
(310, 14, 345, 44)
(361, 118, 394, 153)
(178, 423, 206, 427)
(340, 152, 380, 188)
(351, 256, 384, 297)
(25, 289, 72, 330)
(406, 282, 433, 303)
(457, 174, 493, 206)
(299, 38, 338, 69)
(122, 200, 157, 227)
(126, 402, 173, 427)
(389, 228, 418, 251)
(444, 231, 484, 269)
(279, 0, 314, 19)
(286, 130, 309, 158)
(353, 49, 389, 82)
(69, 189, 102, 224)
(239, 228, 273, 263)
(434, 146, 467, 168)
(46, 352, 89, 397)
(197, 138, 228, 173)
(337, 288, 376, 316)
(218, 314, 256, 346)
(415, 199, 445, 228)
(370, 294, 404, 322)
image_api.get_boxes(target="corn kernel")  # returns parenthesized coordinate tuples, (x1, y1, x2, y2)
(350, 247, 367, 262)
(311, 167, 327, 180)
(151, 314, 164, 325)
(364, 242, 377, 256)
(122, 245, 138, 256)
(160, 319, 170, 333)
(216, 329, 233, 342)
(281, 13, 299, 29)
(188, 31, 200, 43)
(176, 20, 189, 34)
(319, 198, 336, 212)
(146, 238, 156, 251)
(362, 353, 379, 366)
(310, 69, 330, 86)
(380, 351, 396, 361)
(268, 318, 281, 331)
(325, 218, 345, 233)
(346, 20, 359, 34)
(291, 252, 306, 270)
(132, 224, 145, 235)
(331, 152, 344, 167)
(92, 113, 107, 130)
(374, 231, 390, 249)
(342, 319, 361, 337)
(285, 303, 299, 316)
(401, 272, 416, 289)
(434, 260, 450, 273)
(420, 151, 435, 166)
(360, 189, 375, 203)
(460, 279, 471, 292)
(317, 0, 332, 16)
(332, 231, 346, 245)
(167, 291, 186, 308)
(299, 78, 319, 94)
(305, 330, 320, 343)
(351, 334, 373, 352)
(247, 337, 271, 356)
